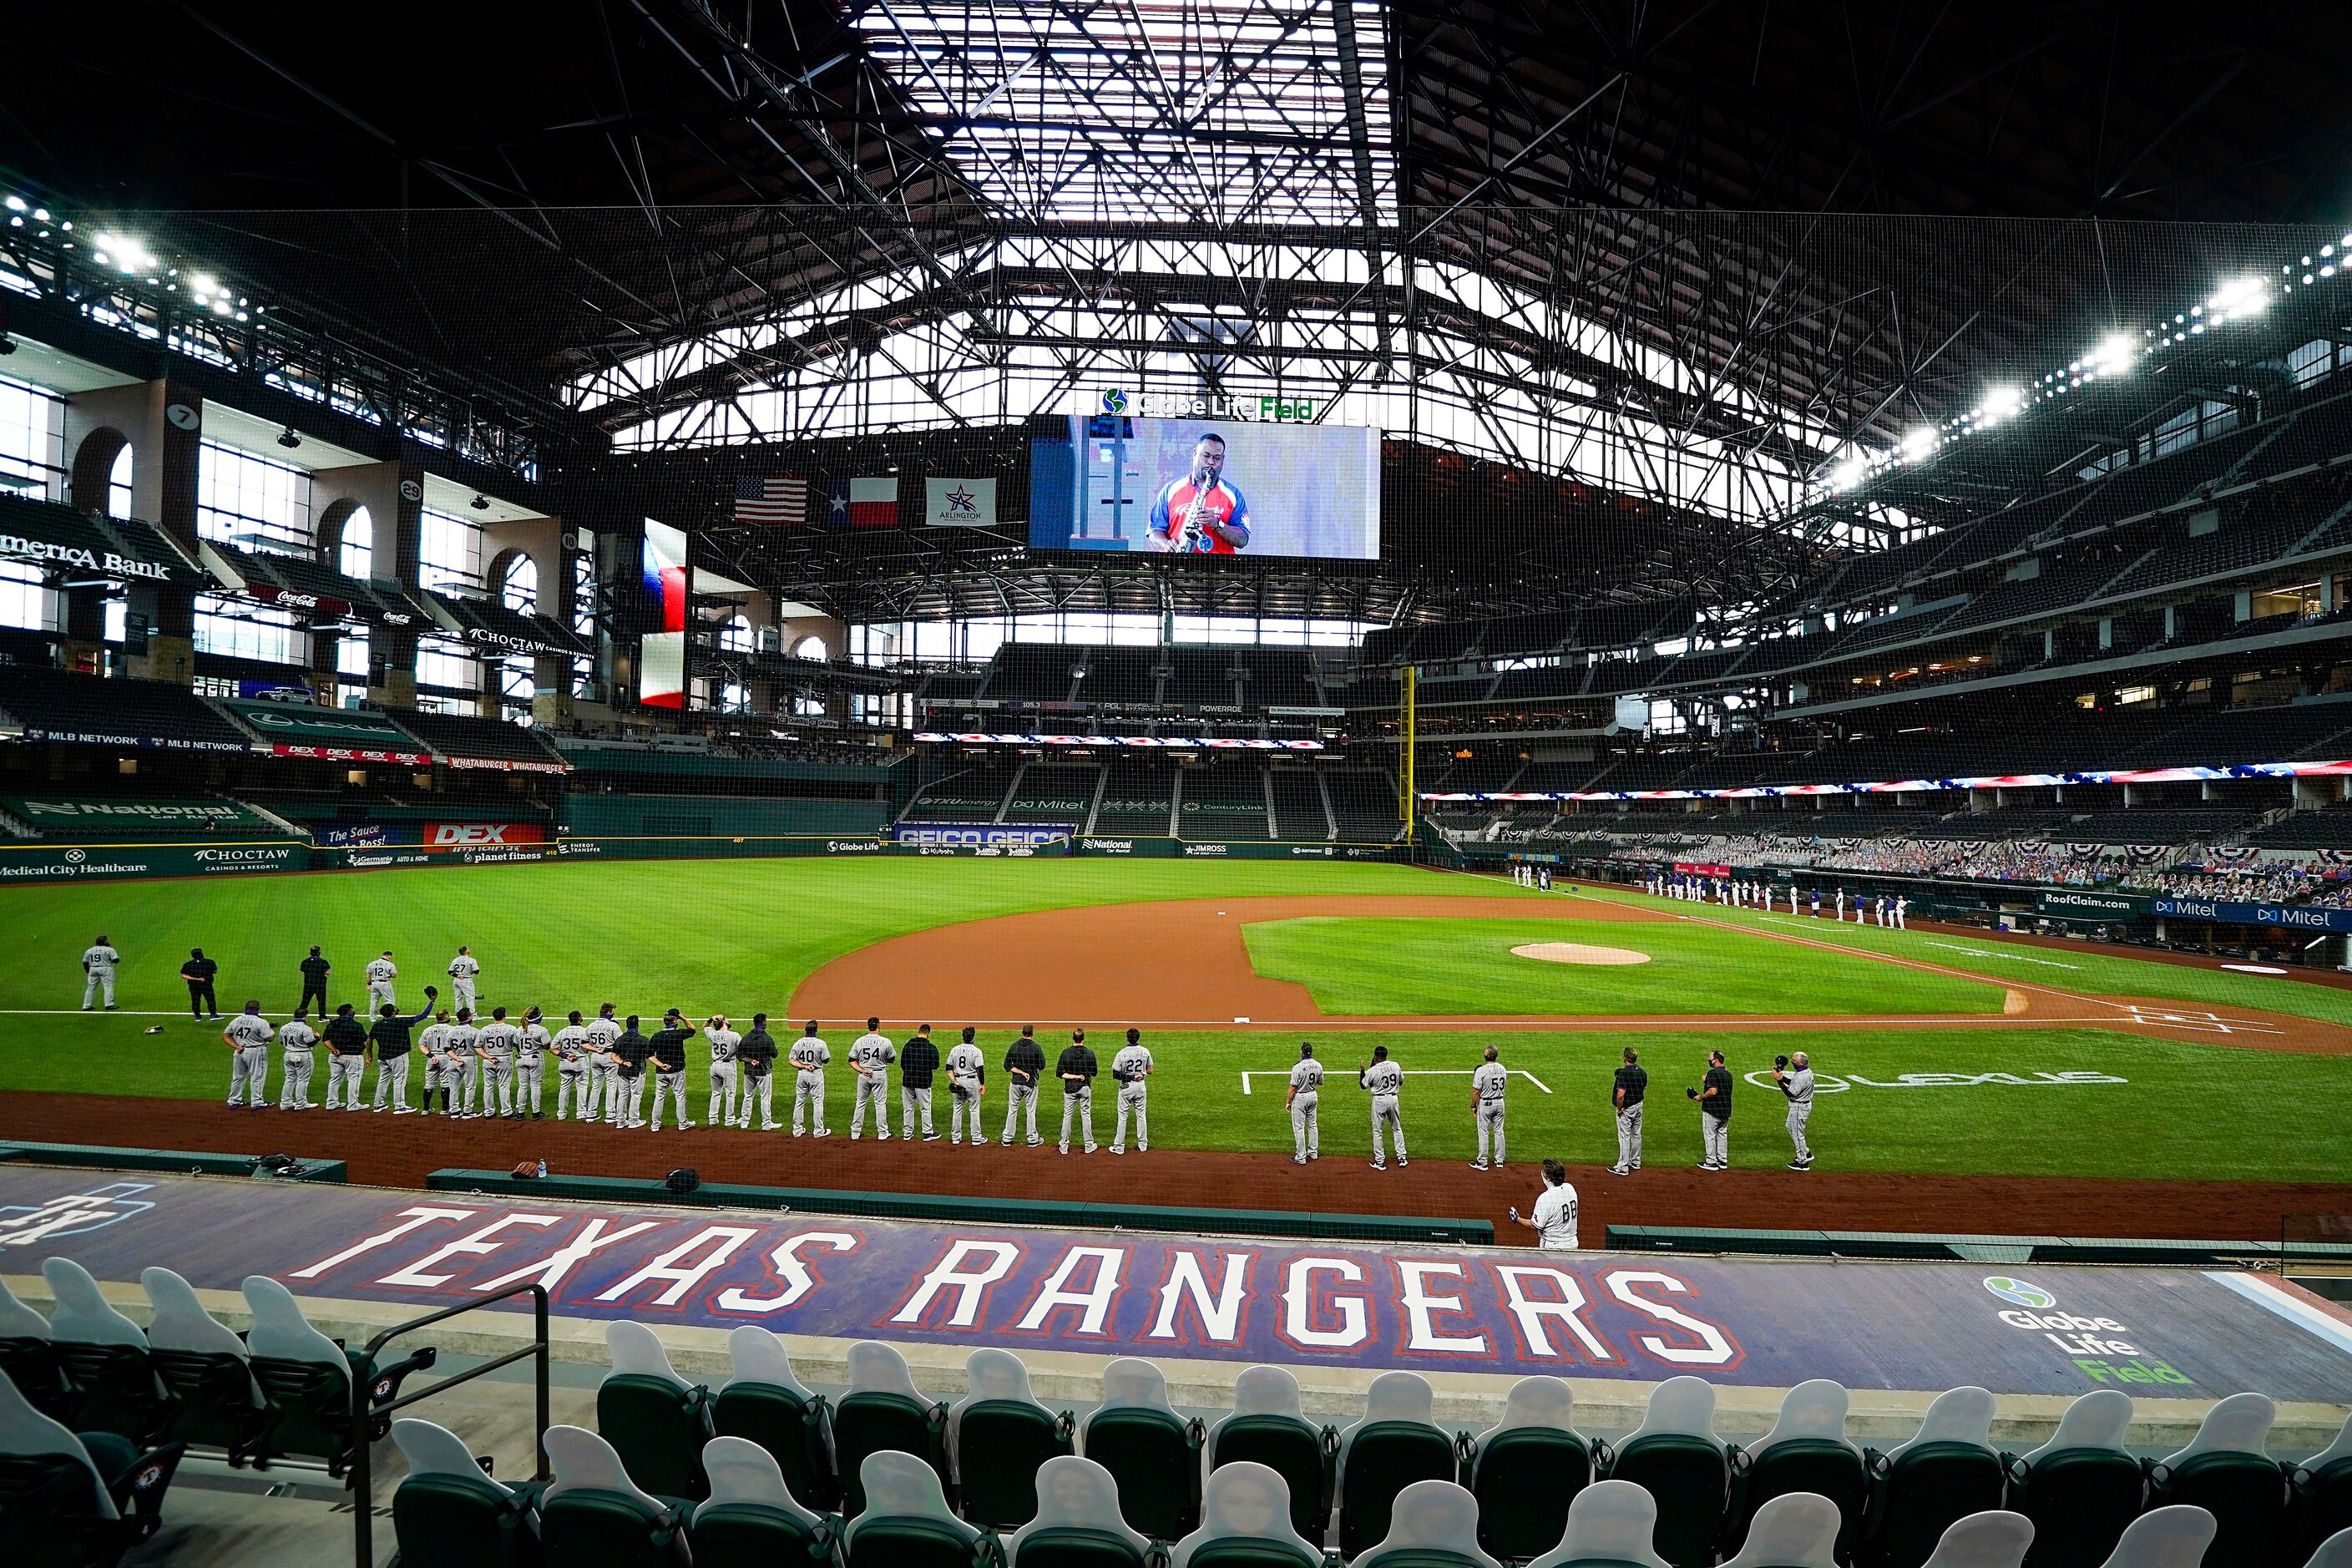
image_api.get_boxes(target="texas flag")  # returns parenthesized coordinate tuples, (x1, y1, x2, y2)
(824, 477, 899, 529)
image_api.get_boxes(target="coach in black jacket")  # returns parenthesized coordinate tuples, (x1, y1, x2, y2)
(898, 1024, 941, 1141)
(1055, 1028, 1099, 1156)
(609, 1016, 653, 1128)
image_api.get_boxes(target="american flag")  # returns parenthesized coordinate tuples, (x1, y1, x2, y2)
(734, 475, 809, 527)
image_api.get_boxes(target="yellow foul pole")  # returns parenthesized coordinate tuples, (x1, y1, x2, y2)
(1399, 664, 1418, 845)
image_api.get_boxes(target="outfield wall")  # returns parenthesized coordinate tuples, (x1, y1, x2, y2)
(0, 831, 1419, 882)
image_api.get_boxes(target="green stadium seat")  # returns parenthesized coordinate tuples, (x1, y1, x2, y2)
(1007, 1454, 1151, 1567)
(1081, 1357, 1204, 1541)
(711, 1324, 833, 1509)
(2001, 1391, 2147, 1568)
(2304, 1528, 2352, 1568)
(1171, 1459, 1325, 1568)
(138, 1267, 267, 1464)
(1335, 1370, 1461, 1560)
(0, 1276, 73, 1420)
(953, 1347, 1075, 1530)
(0, 1365, 184, 1568)
(2147, 1393, 2286, 1568)
(1527, 1479, 1671, 1568)
(388, 1418, 542, 1568)
(597, 1321, 712, 1503)
(1719, 1492, 1840, 1568)
(685, 1434, 833, 1568)
(832, 1340, 950, 1518)
(1732, 1381, 1869, 1561)
(240, 1274, 433, 1476)
(2095, 1505, 2214, 1568)
(1601, 1377, 1732, 1568)
(1859, 1388, 2006, 1568)
(1353, 1477, 1499, 1568)
(1915, 1511, 2033, 1568)
(538, 1424, 688, 1568)
(841, 1449, 994, 1568)
(40, 1258, 171, 1445)
(2289, 1416, 2352, 1567)
(1463, 1375, 1590, 1560)
(1206, 1364, 1335, 1543)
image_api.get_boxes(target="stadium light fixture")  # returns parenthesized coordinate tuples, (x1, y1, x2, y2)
(2088, 333, 2137, 378)
(471, 493, 491, 511)
(2207, 276, 2269, 323)
(2, 196, 22, 212)
(1899, 427, 1939, 463)
(276, 427, 301, 450)
(1977, 385, 2023, 424)
(1827, 456, 1871, 493)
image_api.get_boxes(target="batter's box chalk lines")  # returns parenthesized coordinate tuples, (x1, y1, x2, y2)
(2116, 1004, 2280, 1035)
(1238, 1067, 1552, 1095)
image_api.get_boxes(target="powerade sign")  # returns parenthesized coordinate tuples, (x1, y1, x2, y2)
(893, 823, 1070, 849)
(2152, 896, 2352, 933)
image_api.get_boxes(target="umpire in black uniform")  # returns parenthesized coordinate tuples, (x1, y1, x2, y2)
(296, 946, 331, 1019)
(180, 948, 220, 1019)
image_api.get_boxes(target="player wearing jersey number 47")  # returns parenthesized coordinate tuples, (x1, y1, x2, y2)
(222, 1001, 272, 1110)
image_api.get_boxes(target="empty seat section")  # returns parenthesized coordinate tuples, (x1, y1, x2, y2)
(1269, 771, 1328, 838)
(904, 764, 1019, 822)
(1006, 766, 1099, 828)
(1180, 766, 1271, 839)
(1094, 761, 1176, 837)
(1327, 771, 1401, 841)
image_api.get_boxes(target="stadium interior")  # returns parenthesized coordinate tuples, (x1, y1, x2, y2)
(3, 3, 2351, 1565)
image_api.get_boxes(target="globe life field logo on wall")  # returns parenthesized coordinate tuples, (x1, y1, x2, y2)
(1981, 1276, 2193, 1388)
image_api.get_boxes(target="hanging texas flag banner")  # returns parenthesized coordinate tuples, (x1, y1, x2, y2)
(824, 477, 900, 529)
(923, 477, 997, 528)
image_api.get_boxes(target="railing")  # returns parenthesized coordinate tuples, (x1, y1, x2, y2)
(348, 1282, 549, 1568)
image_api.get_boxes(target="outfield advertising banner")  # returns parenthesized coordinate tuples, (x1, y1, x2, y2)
(891, 822, 1073, 850)
(2152, 896, 2352, 933)
(13, 1169, 2351, 1398)
(1, 797, 270, 832)
(0, 840, 306, 883)
(422, 822, 549, 852)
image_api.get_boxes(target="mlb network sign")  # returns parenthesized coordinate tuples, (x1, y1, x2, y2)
(1094, 388, 1317, 423)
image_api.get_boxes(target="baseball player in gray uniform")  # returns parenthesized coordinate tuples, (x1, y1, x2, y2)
(1469, 1044, 1508, 1171)
(80, 936, 120, 1010)
(945, 1026, 988, 1145)
(366, 952, 399, 1013)
(516, 1008, 550, 1119)
(1286, 1042, 1323, 1164)
(1772, 1050, 1815, 1171)
(584, 1004, 624, 1120)
(1359, 1045, 1407, 1170)
(447, 946, 480, 1014)
(276, 1013, 318, 1110)
(1109, 1027, 1152, 1155)
(446, 1009, 482, 1117)
(418, 1012, 454, 1114)
(552, 1011, 594, 1120)
(223, 1002, 272, 1110)
(790, 1021, 832, 1136)
(475, 1007, 521, 1119)
(706, 1014, 742, 1128)
(848, 1017, 895, 1141)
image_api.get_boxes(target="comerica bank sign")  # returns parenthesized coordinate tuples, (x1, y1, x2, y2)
(1093, 388, 1318, 423)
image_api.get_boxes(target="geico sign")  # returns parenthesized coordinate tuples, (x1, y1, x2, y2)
(0, 534, 173, 581)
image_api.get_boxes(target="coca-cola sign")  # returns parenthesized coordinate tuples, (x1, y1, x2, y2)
(249, 584, 353, 618)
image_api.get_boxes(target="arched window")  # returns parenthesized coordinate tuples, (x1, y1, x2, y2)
(720, 614, 753, 653)
(792, 633, 827, 661)
(339, 506, 373, 579)
(107, 443, 132, 520)
(501, 554, 539, 614)
(718, 680, 751, 713)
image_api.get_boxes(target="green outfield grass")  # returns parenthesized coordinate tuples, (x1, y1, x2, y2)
(1565, 883, 2352, 1024)
(2, 858, 2348, 1184)
(1242, 915, 2007, 1015)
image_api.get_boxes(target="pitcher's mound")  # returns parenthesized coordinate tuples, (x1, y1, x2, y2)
(1511, 942, 1651, 966)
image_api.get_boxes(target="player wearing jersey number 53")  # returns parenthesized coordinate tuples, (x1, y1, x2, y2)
(1508, 1161, 1580, 1251)
(1468, 1044, 1508, 1171)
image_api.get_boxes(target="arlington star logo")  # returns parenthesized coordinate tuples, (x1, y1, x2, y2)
(942, 484, 979, 519)
(1982, 1276, 2056, 1308)
(1100, 387, 1129, 415)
